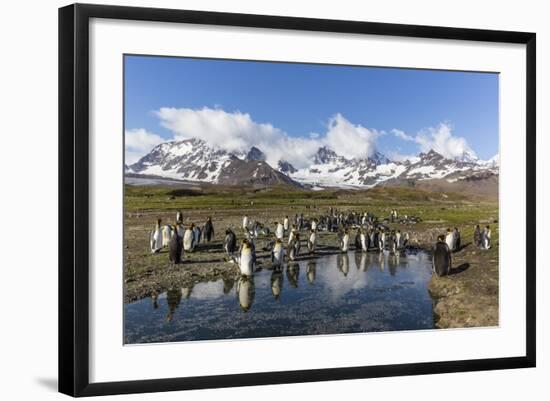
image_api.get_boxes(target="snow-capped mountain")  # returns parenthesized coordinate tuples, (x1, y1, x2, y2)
(129, 138, 300, 187)
(128, 137, 498, 189)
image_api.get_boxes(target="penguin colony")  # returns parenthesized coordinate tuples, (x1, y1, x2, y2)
(148, 209, 492, 279)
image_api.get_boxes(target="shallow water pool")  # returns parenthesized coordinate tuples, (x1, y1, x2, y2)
(124, 250, 434, 344)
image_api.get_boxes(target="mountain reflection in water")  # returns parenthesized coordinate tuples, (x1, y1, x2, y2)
(125, 250, 434, 344)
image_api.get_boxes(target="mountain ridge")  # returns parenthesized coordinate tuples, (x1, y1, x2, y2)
(128, 137, 498, 189)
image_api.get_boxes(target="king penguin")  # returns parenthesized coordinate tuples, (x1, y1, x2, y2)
(271, 239, 285, 267)
(433, 235, 452, 276)
(183, 224, 195, 252)
(307, 229, 316, 254)
(239, 239, 254, 276)
(168, 224, 183, 264)
(150, 218, 163, 254)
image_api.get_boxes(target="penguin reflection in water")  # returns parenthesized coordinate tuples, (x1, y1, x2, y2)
(433, 234, 452, 276)
(355, 251, 368, 272)
(271, 269, 283, 300)
(306, 261, 317, 284)
(236, 276, 256, 312)
(166, 287, 182, 323)
(286, 262, 300, 288)
(337, 253, 350, 277)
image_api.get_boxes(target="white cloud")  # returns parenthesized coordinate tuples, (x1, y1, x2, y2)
(154, 107, 382, 168)
(414, 123, 476, 160)
(391, 128, 414, 142)
(392, 123, 476, 160)
(324, 113, 382, 159)
(125, 128, 164, 164)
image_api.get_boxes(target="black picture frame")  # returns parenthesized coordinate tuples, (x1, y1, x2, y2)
(58, 3, 536, 397)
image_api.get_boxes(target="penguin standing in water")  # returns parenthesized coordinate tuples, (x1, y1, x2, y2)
(275, 221, 284, 240)
(183, 224, 195, 252)
(360, 229, 368, 252)
(168, 225, 183, 264)
(236, 276, 255, 312)
(388, 235, 397, 255)
(474, 225, 482, 247)
(354, 229, 362, 251)
(395, 230, 402, 249)
(445, 228, 455, 251)
(224, 228, 237, 259)
(307, 229, 316, 254)
(341, 229, 350, 252)
(370, 229, 377, 251)
(433, 234, 452, 276)
(239, 239, 255, 276)
(150, 218, 163, 254)
(271, 239, 285, 267)
(287, 233, 301, 261)
(203, 217, 214, 243)
(378, 230, 386, 251)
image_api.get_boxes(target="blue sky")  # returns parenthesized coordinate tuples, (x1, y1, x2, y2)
(124, 55, 499, 165)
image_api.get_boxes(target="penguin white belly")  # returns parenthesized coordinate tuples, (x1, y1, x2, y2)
(276, 225, 284, 239)
(151, 229, 162, 252)
(311, 221, 317, 230)
(342, 235, 349, 252)
(183, 230, 194, 251)
(288, 231, 294, 244)
(273, 247, 284, 265)
(309, 234, 316, 251)
(239, 250, 254, 276)
(445, 234, 454, 250)
(360, 234, 367, 252)
(161, 225, 172, 247)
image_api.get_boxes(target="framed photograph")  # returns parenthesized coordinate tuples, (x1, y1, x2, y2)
(59, 3, 536, 397)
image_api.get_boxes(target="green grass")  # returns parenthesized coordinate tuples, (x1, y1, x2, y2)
(124, 184, 494, 213)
